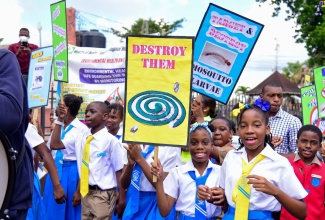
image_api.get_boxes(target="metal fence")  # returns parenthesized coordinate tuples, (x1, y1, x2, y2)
(215, 95, 302, 124)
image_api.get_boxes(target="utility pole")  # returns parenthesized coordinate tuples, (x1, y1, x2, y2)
(275, 38, 279, 71)
(37, 22, 45, 133)
(141, 20, 149, 35)
(37, 22, 42, 47)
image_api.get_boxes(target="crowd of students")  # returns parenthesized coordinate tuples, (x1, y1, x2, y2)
(25, 91, 325, 220)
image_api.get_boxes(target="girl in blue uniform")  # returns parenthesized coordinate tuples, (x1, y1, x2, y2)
(152, 122, 224, 219)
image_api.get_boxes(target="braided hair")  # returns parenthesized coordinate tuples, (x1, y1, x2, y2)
(237, 99, 274, 150)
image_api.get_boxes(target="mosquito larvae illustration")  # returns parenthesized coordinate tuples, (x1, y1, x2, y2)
(204, 52, 231, 66)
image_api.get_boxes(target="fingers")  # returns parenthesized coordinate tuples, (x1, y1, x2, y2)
(197, 185, 211, 200)
(55, 195, 66, 204)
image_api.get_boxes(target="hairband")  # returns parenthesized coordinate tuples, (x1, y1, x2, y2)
(230, 102, 247, 117)
(254, 98, 271, 112)
(189, 122, 212, 137)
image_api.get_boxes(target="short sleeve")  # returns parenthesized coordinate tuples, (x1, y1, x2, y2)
(108, 139, 125, 172)
(163, 168, 179, 199)
(278, 165, 307, 200)
(160, 147, 181, 172)
(25, 124, 44, 148)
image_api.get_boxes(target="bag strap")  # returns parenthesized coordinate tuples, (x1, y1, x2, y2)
(15, 138, 26, 173)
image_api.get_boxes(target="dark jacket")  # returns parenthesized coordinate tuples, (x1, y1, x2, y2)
(0, 49, 33, 210)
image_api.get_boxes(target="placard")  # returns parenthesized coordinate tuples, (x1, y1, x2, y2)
(60, 44, 126, 119)
(50, 0, 68, 82)
(301, 85, 325, 136)
(27, 46, 53, 108)
(123, 36, 194, 147)
(313, 66, 325, 118)
(193, 3, 264, 104)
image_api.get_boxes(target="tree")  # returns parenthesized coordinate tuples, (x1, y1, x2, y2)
(0, 38, 3, 44)
(235, 86, 250, 97)
(256, 0, 324, 66)
(110, 18, 185, 38)
(282, 61, 303, 82)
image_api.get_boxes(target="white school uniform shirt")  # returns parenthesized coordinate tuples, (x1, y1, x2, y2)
(47, 118, 88, 161)
(25, 123, 44, 158)
(138, 145, 181, 192)
(163, 160, 222, 218)
(220, 145, 308, 211)
(75, 127, 125, 190)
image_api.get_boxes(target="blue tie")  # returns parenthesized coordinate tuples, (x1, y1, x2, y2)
(127, 145, 155, 214)
(188, 167, 212, 218)
(55, 124, 74, 180)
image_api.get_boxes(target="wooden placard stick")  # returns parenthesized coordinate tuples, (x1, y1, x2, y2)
(32, 108, 39, 128)
(152, 146, 159, 182)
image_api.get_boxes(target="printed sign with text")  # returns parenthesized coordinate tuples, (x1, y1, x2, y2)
(193, 3, 264, 104)
(28, 46, 53, 108)
(123, 36, 194, 147)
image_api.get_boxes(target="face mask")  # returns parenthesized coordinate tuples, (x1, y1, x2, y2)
(19, 36, 29, 42)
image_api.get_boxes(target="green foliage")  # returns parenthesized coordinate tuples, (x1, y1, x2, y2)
(0, 38, 3, 44)
(282, 61, 303, 81)
(256, 0, 325, 66)
(235, 86, 250, 96)
(110, 18, 185, 38)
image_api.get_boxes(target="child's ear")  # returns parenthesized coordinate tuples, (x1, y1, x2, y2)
(102, 113, 108, 121)
(266, 124, 271, 135)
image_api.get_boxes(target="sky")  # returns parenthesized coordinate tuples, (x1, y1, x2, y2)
(0, 0, 309, 94)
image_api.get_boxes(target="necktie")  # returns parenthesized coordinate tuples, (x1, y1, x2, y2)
(232, 154, 266, 220)
(54, 124, 74, 180)
(80, 135, 94, 197)
(126, 145, 155, 214)
(188, 167, 212, 218)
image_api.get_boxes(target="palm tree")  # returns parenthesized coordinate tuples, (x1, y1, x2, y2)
(235, 86, 250, 97)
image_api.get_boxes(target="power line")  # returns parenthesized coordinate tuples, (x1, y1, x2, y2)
(75, 9, 125, 25)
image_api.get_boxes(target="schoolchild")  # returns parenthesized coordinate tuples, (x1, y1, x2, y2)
(106, 102, 124, 139)
(121, 142, 181, 220)
(45, 94, 88, 220)
(25, 110, 66, 220)
(74, 101, 125, 219)
(201, 98, 307, 220)
(208, 117, 234, 165)
(281, 125, 325, 220)
(105, 102, 127, 219)
(151, 122, 224, 219)
(182, 95, 217, 163)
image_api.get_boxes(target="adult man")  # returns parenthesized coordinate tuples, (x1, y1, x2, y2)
(8, 28, 38, 84)
(260, 82, 302, 158)
(0, 49, 33, 219)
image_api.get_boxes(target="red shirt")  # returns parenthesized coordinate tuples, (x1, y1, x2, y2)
(280, 154, 325, 220)
(8, 42, 38, 74)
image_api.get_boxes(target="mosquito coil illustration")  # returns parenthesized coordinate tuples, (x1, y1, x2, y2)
(128, 91, 186, 128)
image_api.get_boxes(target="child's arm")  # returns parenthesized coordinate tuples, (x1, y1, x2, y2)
(72, 180, 81, 207)
(247, 174, 307, 219)
(151, 159, 176, 217)
(115, 169, 126, 218)
(34, 142, 66, 204)
(126, 144, 167, 188)
(50, 102, 67, 150)
(120, 146, 135, 189)
(191, 99, 205, 123)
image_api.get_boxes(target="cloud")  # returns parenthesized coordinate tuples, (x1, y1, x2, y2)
(0, 0, 24, 44)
